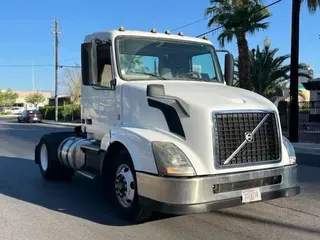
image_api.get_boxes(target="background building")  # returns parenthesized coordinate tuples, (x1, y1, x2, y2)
(296, 63, 314, 101)
(1, 90, 52, 110)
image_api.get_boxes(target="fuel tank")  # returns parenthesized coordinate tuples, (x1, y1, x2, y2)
(58, 137, 96, 170)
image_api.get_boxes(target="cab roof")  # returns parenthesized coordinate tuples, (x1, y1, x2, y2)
(84, 29, 212, 46)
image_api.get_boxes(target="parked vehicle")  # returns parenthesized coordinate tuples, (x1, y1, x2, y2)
(18, 110, 42, 123)
(3, 107, 23, 115)
(34, 27, 299, 223)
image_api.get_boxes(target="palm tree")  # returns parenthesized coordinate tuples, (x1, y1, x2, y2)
(301, 0, 320, 12)
(234, 45, 311, 98)
(205, 0, 271, 90)
(119, 55, 144, 72)
(289, 0, 320, 141)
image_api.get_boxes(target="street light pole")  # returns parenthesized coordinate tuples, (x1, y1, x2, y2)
(289, 0, 300, 142)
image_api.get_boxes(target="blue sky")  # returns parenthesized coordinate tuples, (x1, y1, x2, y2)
(0, 0, 319, 94)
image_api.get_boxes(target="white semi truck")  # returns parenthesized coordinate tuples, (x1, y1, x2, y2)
(35, 27, 300, 223)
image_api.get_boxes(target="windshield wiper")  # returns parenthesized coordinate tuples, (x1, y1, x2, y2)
(134, 72, 167, 80)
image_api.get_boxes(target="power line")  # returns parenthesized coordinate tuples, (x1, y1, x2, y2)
(0, 64, 54, 67)
(196, 0, 282, 38)
(59, 65, 81, 68)
(170, 16, 211, 32)
(60, 57, 80, 63)
(0, 20, 50, 23)
(196, 26, 224, 38)
(0, 64, 79, 68)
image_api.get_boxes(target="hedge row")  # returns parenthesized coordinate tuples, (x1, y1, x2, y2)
(0, 111, 13, 115)
(39, 105, 81, 121)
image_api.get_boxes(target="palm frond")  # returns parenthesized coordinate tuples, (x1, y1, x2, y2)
(302, 0, 320, 13)
(237, 43, 313, 97)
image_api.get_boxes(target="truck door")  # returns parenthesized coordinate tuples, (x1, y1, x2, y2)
(85, 43, 119, 141)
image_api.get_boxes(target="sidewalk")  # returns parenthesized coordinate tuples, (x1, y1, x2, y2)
(42, 120, 80, 127)
(0, 115, 17, 118)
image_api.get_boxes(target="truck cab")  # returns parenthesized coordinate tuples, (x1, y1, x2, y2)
(35, 27, 299, 223)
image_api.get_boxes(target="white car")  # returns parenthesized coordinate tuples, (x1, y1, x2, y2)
(4, 107, 23, 115)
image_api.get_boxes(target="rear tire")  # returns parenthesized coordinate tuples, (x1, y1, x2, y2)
(104, 150, 152, 223)
(35, 134, 75, 181)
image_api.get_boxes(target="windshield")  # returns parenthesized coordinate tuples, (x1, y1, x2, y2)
(116, 36, 223, 83)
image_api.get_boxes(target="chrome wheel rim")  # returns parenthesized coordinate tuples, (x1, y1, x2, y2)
(114, 164, 135, 208)
(40, 144, 49, 171)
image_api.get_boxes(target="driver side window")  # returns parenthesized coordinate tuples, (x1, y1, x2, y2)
(191, 53, 216, 80)
(97, 45, 113, 88)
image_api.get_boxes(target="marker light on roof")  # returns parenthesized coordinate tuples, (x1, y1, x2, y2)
(151, 28, 157, 33)
(165, 30, 171, 35)
(119, 26, 125, 31)
(203, 36, 208, 40)
(178, 32, 184, 36)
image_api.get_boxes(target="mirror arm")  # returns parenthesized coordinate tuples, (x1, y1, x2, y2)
(94, 38, 111, 46)
(216, 49, 231, 54)
(111, 79, 116, 89)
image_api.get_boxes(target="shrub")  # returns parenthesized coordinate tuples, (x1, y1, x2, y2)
(0, 111, 13, 115)
(40, 105, 81, 121)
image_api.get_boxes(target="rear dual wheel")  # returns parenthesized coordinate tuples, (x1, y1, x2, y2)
(36, 134, 75, 181)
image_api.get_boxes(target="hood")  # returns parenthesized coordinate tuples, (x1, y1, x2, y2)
(123, 80, 277, 112)
(121, 80, 280, 175)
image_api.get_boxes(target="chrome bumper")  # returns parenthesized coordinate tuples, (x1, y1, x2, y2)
(136, 165, 299, 214)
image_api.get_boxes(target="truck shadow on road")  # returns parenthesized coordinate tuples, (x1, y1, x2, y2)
(0, 156, 173, 226)
(214, 209, 320, 236)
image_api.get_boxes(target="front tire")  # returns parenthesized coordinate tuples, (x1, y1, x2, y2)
(36, 136, 75, 181)
(105, 150, 152, 223)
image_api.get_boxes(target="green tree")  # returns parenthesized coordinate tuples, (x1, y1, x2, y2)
(205, 0, 271, 90)
(62, 65, 81, 105)
(0, 89, 19, 112)
(120, 54, 149, 73)
(25, 91, 46, 109)
(234, 45, 311, 98)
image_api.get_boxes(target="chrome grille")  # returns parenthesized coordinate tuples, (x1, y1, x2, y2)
(212, 111, 281, 167)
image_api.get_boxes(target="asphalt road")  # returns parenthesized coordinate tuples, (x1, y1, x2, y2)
(0, 117, 320, 240)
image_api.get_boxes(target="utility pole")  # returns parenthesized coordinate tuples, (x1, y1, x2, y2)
(51, 19, 63, 122)
(32, 60, 35, 92)
(289, 0, 300, 142)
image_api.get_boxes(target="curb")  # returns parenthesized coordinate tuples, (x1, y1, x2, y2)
(0, 115, 17, 118)
(294, 147, 320, 156)
(296, 153, 320, 168)
(293, 143, 320, 156)
(42, 120, 80, 127)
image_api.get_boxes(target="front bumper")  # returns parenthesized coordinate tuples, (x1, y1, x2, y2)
(137, 165, 300, 215)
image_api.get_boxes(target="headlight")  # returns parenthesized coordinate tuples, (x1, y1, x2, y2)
(282, 136, 296, 164)
(151, 141, 196, 177)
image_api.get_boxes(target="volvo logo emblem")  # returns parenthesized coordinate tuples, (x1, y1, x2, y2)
(245, 132, 254, 143)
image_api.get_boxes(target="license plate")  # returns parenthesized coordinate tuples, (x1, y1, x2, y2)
(241, 188, 262, 203)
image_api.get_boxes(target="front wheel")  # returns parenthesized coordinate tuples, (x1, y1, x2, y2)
(105, 150, 152, 223)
